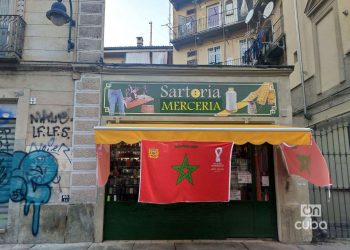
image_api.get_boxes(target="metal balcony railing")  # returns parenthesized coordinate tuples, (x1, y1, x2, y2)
(172, 8, 246, 41)
(0, 15, 26, 61)
(224, 58, 255, 66)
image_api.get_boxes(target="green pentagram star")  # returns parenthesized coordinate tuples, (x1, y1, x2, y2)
(297, 155, 311, 174)
(172, 154, 199, 185)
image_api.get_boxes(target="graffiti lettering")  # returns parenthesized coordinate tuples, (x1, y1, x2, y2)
(29, 137, 72, 163)
(30, 110, 72, 140)
(0, 150, 58, 236)
(0, 127, 11, 153)
(30, 110, 72, 125)
(32, 126, 71, 139)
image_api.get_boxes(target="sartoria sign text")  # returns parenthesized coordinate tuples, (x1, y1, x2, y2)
(102, 82, 279, 117)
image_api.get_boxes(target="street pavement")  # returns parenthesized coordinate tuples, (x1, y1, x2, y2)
(1, 240, 350, 250)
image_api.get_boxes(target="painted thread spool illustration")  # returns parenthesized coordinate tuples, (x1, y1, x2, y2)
(225, 87, 237, 111)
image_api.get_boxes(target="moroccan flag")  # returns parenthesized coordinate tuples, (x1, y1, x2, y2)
(280, 138, 331, 187)
(96, 144, 110, 187)
(139, 140, 233, 203)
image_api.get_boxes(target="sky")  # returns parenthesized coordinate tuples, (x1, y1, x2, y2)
(104, 0, 171, 47)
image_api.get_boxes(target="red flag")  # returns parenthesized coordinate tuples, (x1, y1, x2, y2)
(96, 144, 110, 187)
(139, 140, 233, 203)
(280, 138, 331, 187)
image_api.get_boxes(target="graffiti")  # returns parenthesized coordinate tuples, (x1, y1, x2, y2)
(0, 127, 11, 153)
(30, 110, 72, 125)
(0, 150, 58, 236)
(30, 110, 72, 139)
(28, 137, 72, 163)
(32, 126, 70, 138)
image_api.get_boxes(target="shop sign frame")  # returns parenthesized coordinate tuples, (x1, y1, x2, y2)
(102, 81, 279, 117)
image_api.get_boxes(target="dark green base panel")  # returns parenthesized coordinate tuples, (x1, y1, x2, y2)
(103, 201, 277, 240)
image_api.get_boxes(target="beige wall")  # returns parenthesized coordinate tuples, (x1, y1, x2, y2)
(173, 33, 246, 65)
(21, 0, 78, 62)
(285, 0, 349, 92)
(284, 0, 315, 89)
(316, 9, 341, 92)
(0, 72, 74, 203)
(338, 0, 350, 55)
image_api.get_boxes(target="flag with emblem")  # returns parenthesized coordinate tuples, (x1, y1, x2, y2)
(139, 140, 233, 203)
(280, 138, 331, 187)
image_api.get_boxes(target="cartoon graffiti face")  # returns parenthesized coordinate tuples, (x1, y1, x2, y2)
(22, 151, 58, 185)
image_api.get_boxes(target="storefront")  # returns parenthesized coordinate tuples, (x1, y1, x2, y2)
(95, 125, 311, 240)
(93, 68, 313, 242)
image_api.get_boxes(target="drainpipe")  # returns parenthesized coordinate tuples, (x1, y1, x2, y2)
(222, 0, 226, 64)
(293, 0, 312, 120)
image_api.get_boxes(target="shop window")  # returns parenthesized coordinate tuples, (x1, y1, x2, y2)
(231, 144, 253, 201)
(230, 144, 272, 202)
(106, 142, 273, 203)
(106, 142, 140, 202)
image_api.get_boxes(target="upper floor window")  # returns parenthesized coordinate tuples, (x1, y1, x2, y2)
(225, 0, 238, 24)
(0, 0, 10, 14)
(208, 46, 221, 64)
(178, 12, 196, 37)
(207, 4, 220, 29)
(240, 39, 253, 64)
(187, 8, 196, 15)
(187, 50, 197, 58)
(225, 0, 233, 15)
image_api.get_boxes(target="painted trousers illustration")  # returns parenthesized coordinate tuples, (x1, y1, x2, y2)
(108, 89, 125, 115)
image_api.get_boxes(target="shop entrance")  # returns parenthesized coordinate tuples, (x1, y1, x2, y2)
(103, 142, 277, 240)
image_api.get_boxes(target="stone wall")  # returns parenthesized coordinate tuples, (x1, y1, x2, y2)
(77, 0, 105, 63)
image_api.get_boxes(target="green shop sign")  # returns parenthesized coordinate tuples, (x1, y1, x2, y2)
(102, 81, 279, 117)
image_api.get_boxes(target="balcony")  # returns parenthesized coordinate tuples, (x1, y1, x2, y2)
(0, 15, 26, 63)
(170, 0, 205, 10)
(171, 8, 246, 49)
(263, 15, 285, 63)
(236, 15, 285, 66)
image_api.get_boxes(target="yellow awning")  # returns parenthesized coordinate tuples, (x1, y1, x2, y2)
(94, 124, 312, 145)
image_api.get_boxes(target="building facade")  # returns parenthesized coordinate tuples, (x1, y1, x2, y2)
(0, 0, 105, 243)
(169, 0, 350, 239)
(169, 0, 285, 66)
(282, 0, 350, 239)
(104, 38, 173, 64)
(0, 0, 320, 244)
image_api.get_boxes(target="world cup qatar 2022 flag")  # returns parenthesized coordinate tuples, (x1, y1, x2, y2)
(139, 140, 233, 204)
